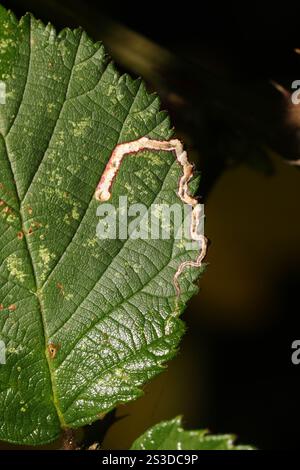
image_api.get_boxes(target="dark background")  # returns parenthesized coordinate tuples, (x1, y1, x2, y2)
(1, 0, 300, 450)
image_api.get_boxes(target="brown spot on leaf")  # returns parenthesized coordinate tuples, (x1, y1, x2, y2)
(48, 342, 60, 359)
(56, 282, 64, 292)
(8, 304, 16, 311)
(26, 222, 41, 236)
(17, 231, 24, 240)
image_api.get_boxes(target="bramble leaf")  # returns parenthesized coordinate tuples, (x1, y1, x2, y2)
(0, 6, 204, 445)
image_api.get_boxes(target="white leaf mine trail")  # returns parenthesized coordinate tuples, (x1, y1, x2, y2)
(95, 137, 207, 296)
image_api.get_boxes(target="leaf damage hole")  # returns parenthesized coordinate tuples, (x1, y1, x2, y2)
(95, 137, 207, 296)
(26, 222, 42, 237)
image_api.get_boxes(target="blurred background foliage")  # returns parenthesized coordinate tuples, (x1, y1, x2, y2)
(1, 0, 300, 450)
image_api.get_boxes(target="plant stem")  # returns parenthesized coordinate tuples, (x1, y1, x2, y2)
(61, 429, 78, 450)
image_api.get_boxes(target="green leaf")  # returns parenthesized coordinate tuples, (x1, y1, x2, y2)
(0, 7, 205, 445)
(131, 416, 254, 450)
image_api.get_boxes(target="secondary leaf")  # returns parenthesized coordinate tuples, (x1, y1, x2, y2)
(131, 416, 254, 450)
(0, 7, 204, 445)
